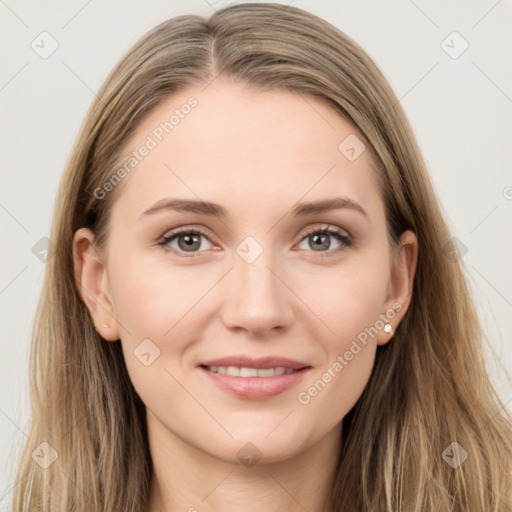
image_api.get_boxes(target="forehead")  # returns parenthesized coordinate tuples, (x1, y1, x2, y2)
(109, 77, 383, 223)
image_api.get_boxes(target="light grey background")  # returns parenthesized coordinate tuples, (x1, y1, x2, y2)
(1, 0, 511, 504)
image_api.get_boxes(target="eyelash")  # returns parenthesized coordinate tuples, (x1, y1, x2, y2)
(157, 225, 352, 259)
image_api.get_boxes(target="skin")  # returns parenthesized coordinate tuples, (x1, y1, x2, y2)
(73, 77, 417, 512)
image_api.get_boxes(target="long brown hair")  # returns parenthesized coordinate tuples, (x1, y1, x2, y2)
(11, 3, 512, 511)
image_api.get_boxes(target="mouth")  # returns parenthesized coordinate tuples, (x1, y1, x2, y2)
(200, 365, 300, 377)
(197, 356, 312, 400)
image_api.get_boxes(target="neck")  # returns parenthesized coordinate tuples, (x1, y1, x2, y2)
(146, 413, 341, 512)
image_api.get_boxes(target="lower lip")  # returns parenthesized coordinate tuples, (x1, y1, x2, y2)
(199, 366, 310, 400)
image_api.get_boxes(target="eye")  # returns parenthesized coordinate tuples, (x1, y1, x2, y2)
(297, 225, 352, 256)
(158, 228, 213, 257)
(158, 225, 352, 258)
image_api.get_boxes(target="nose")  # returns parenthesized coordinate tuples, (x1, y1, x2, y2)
(220, 247, 294, 338)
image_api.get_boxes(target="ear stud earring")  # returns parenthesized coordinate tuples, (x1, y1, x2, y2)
(383, 323, 394, 335)
(103, 324, 110, 328)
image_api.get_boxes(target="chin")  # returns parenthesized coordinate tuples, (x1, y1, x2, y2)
(203, 428, 311, 466)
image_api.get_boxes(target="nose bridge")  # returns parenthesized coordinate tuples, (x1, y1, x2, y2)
(220, 235, 293, 335)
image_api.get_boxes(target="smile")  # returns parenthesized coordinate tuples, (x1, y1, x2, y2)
(203, 365, 296, 377)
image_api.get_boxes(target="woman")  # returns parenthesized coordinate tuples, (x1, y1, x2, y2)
(11, 3, 512, 511)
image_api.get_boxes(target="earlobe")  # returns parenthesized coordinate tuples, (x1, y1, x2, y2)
(377, 230, 418, 345)
(72, 228, 120, 341)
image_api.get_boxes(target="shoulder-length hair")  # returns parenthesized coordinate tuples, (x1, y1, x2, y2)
(11, 3, 512, 511)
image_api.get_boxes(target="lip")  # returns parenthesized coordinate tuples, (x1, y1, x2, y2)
(197, 355, 312, 400)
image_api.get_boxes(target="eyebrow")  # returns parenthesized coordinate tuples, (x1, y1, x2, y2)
(139, 196, 368, 220)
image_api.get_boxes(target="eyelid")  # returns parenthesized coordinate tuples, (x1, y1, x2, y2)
(159, 225, 211, 241)
(301, 224, 351, 239)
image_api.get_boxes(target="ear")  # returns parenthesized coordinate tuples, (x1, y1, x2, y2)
(72, 227, 120, 341)
(377, 229, 418, 346)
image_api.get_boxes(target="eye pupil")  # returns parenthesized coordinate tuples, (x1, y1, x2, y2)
(179, 234, 201, 251)
(310, 233, 330, 251)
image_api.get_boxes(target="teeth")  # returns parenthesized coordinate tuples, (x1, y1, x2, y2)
(240, 367, 258, 377)
(206, 366, 295, 377)
(257, 368, 275, 377)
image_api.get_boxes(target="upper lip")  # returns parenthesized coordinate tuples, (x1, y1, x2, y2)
(198, 356, 310, 370)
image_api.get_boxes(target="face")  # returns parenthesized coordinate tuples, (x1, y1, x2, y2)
(74, 77, 417, 465)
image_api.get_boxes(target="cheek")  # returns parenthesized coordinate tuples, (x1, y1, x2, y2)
(108, 254, 211, 411)
(295, 254, 389, 342)
(292, 254, 388, 413)
(296, 341, 375, 435)
(294, 276, 385, 428)
(108, 251, 219, 341)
